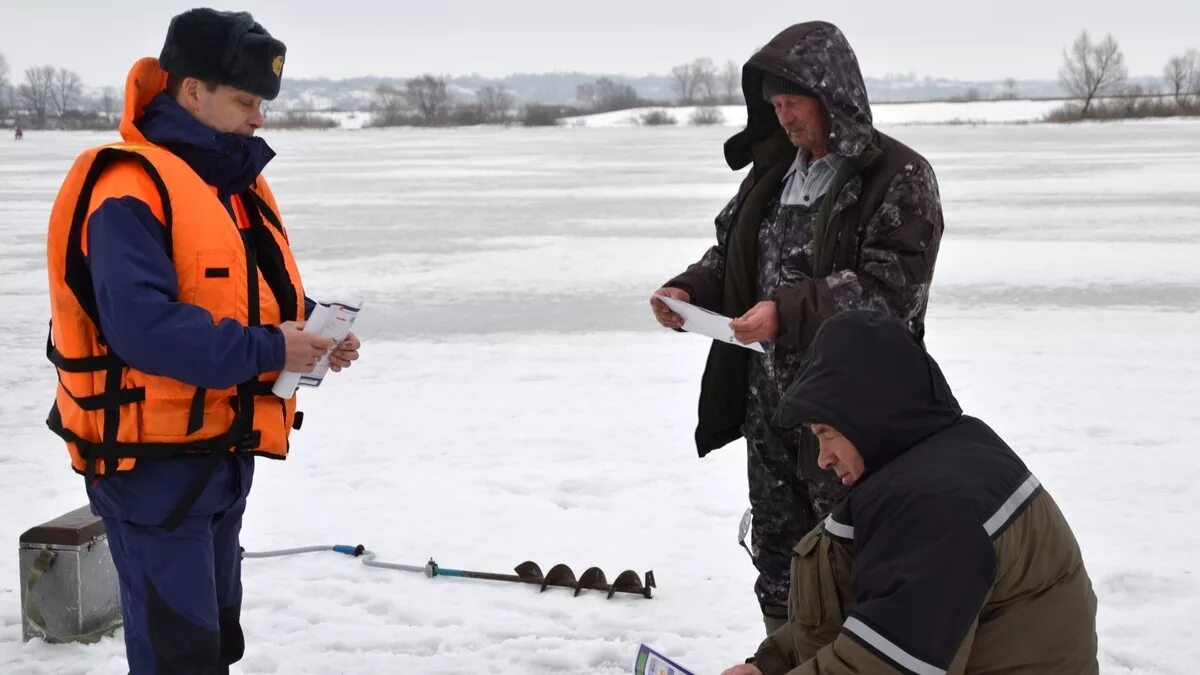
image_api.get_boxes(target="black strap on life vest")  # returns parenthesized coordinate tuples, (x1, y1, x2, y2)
(186, 388, 207, 435)
(159, 380, 275, 530)
(63, 148, 174, 336)
(244, 189, 305, 433)
(45, 329, 123, 372)
(47, 399, 262, 530)
(243, 189, 286, 240)
(240, 189, 298, 323)
(45, 397, 257, 479)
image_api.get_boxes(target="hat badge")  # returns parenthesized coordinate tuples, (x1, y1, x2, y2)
(271, 55, 284, 77)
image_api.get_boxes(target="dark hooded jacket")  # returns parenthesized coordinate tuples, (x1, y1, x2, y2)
(666, 22, 944, 456)
(747, 311, 1098, 675)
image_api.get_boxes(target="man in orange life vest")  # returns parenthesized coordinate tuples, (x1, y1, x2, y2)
(44, 9, 360, 673)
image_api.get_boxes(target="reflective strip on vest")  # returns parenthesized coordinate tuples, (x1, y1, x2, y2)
(824, 513, 854, 540)
(983, 473, 1042, 538)
(844, 617, 947, 675)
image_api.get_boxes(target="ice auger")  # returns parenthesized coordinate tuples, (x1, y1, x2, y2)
(243, 545, 655, 599)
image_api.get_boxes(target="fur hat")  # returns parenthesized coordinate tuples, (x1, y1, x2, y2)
(761, 72, 816, 102)
(159, 8, 287, 100)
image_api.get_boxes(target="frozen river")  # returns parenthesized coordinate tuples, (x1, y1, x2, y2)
(1, 120, 1198, 673)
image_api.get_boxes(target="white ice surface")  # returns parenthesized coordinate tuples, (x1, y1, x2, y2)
(0, 121, 1198, 674)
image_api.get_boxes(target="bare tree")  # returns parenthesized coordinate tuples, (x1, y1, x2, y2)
(475, 85, 513, 124)
(1059, 30, 1127, 117)
(576, 77, 639, 112)
(953, 87, 983, 102)
(50, 68, 82, 117)
(719, 60, 740, 104)
(575, 82, 596, 107)
(20, 65, 56, 125)
(1002, 78, 1019, 100)
(1120, 83, 1146, 116)
(100, 86, 118, 118)
(372, 82, 409, 126)
(0, 53, 9, 118)
(1190, 49, 1200, 97)
(1164, 50, 1200, 103)
(670, 63, 695, 104)
(404, 75, 448, 125)
(595, 78, 640, 112)
(691, 58, 718, 104)
(1164, 56, 1190, 103)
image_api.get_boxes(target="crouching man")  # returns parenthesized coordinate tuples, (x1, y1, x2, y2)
(722, 311, 1098, 675)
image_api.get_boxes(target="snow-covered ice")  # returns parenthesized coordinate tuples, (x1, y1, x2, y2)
(1, 120, 1198, 674)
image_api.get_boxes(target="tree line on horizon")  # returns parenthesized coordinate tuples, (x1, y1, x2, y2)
(1053, 31, 1200, 121)
(3, 33, 1200, 131)
(368, 58, 745, 128)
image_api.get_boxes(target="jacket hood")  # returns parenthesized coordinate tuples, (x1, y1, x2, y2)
(725, 21, 874, 170)
(774, 311, 962, 472)
(119, 57, 170, 146)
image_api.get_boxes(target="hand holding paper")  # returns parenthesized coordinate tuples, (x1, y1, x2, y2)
(271, 300, 363, 398)
(281, 322, 335, 372)
(652, 294, 765, 353)
(650, 288, 689, 330)
(729, 300, 780, 345)
(327, 330, 361, 372)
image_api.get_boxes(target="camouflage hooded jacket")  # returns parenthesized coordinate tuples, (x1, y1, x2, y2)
(666, 21, 945, 456)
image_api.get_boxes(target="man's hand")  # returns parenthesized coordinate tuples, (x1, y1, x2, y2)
(328, 331, 361, 373)
(720, 665, 764, 675)
(730, 300, 779, 344)
(280, 321, 335, 373)
(651, 287, 690, 330)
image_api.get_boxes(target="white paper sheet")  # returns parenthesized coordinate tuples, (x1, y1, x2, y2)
(653, 294, 765, 353)
(270, 300, 362, 398)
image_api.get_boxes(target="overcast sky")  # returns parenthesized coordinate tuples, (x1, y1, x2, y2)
(2, 1, 1197, 88)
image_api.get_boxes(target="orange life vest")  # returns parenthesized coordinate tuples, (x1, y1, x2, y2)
(46, 57, 305, 480)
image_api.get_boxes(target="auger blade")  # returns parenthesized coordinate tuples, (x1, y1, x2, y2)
(541, 563, 578, 592)
(575, 566, 608, 596)
(609, 569, 654, 599)
(513, 561, 544, 582)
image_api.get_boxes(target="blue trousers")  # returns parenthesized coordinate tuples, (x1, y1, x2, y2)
(89, 454, 254, 675)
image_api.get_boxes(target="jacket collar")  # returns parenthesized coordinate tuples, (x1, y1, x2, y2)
(136, 92, 274, 198)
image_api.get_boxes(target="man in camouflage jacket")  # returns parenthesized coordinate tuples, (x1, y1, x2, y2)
(651, 21, 945, 631)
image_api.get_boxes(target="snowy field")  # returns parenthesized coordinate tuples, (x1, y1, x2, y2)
(1, 120, 1199, 674)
